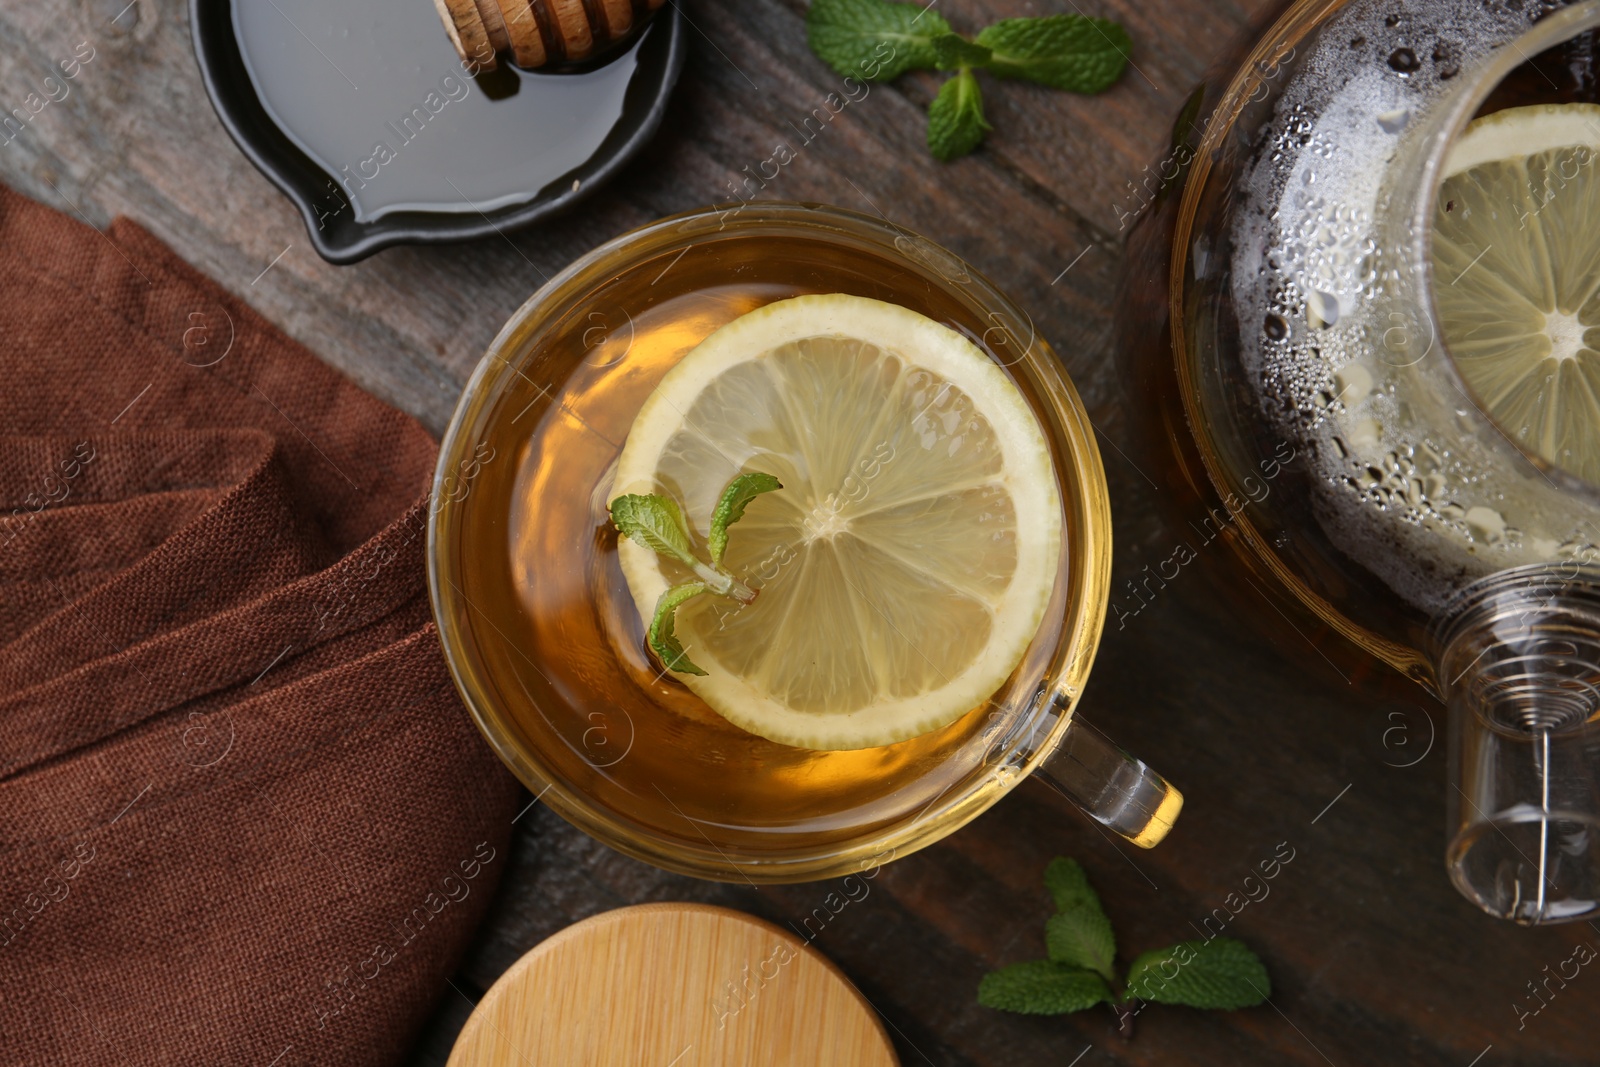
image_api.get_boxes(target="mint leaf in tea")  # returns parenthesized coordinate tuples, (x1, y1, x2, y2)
(611, 487, 760, 605)
(648, 582, 711, 677)
(610, 493, 699, 568)
(709, 472, 783, 566)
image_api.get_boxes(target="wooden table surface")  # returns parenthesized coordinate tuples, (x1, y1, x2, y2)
(4, 0, 1597, 1064)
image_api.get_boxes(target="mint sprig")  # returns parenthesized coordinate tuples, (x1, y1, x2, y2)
(978, 857, 1270, 1038)
(610, 472, 783, 676)
(807, 0, 1132, 161)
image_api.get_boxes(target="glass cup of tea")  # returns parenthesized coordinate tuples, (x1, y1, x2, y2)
(428, 202, 1181, 882)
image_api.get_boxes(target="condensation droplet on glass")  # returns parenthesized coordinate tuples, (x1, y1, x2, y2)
(1377, 109, 1410, 134)
(1388, 47, 1420, 73)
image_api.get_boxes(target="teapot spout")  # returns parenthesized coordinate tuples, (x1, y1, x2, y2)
(1435, 565, 1600, 924)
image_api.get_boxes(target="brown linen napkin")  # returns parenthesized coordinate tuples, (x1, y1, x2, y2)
(0, 186, 521, 1066)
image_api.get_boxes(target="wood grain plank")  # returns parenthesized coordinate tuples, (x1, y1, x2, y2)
(9, 2, 1598, 1067)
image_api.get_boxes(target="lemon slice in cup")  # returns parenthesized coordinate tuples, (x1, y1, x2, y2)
(1434, 103, 1600, 483)
(612, 294, 1062, 751)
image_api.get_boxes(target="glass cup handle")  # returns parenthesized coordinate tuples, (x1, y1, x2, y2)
(1035, 713, 1184, 848)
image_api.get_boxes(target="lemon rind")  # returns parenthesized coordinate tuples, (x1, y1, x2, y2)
(1443, 102, 1600, 178)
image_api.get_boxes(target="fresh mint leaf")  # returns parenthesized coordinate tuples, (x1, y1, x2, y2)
(933, 33, 991, 70)
(1043, 857, 1104, 915)
(610, 493, 698, 568)
(1125, 938, 1270, 1010)
(927, 68, 990, 162)
(981, 859, 1272, 1033)
(1045, 909, 1116, 983)
(975, 15, 1132, 93)
(978, 960, 1112, 1015)
(612, 480, 765, 672)
(708, 472, 783, 566)
(648, 582, 709, 676)
(806, 0, 953, 81)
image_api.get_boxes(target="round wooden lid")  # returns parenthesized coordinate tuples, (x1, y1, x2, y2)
(447, 903, 899, 1067)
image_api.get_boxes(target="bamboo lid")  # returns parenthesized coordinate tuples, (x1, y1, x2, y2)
(446, 903, 900, 1067)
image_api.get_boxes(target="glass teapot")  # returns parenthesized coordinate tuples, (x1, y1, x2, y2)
(1124, 0, 1600, 924)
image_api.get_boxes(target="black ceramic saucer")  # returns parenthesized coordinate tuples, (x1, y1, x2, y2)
(191, 0, 684, 264)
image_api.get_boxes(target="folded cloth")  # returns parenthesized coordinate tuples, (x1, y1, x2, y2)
(0, 186, 521, 1065)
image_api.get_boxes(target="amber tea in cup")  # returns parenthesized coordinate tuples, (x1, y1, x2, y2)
(429, 203, 1180, 882)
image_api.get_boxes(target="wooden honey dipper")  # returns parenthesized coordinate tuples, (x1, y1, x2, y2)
(432, 0, 667, 72)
